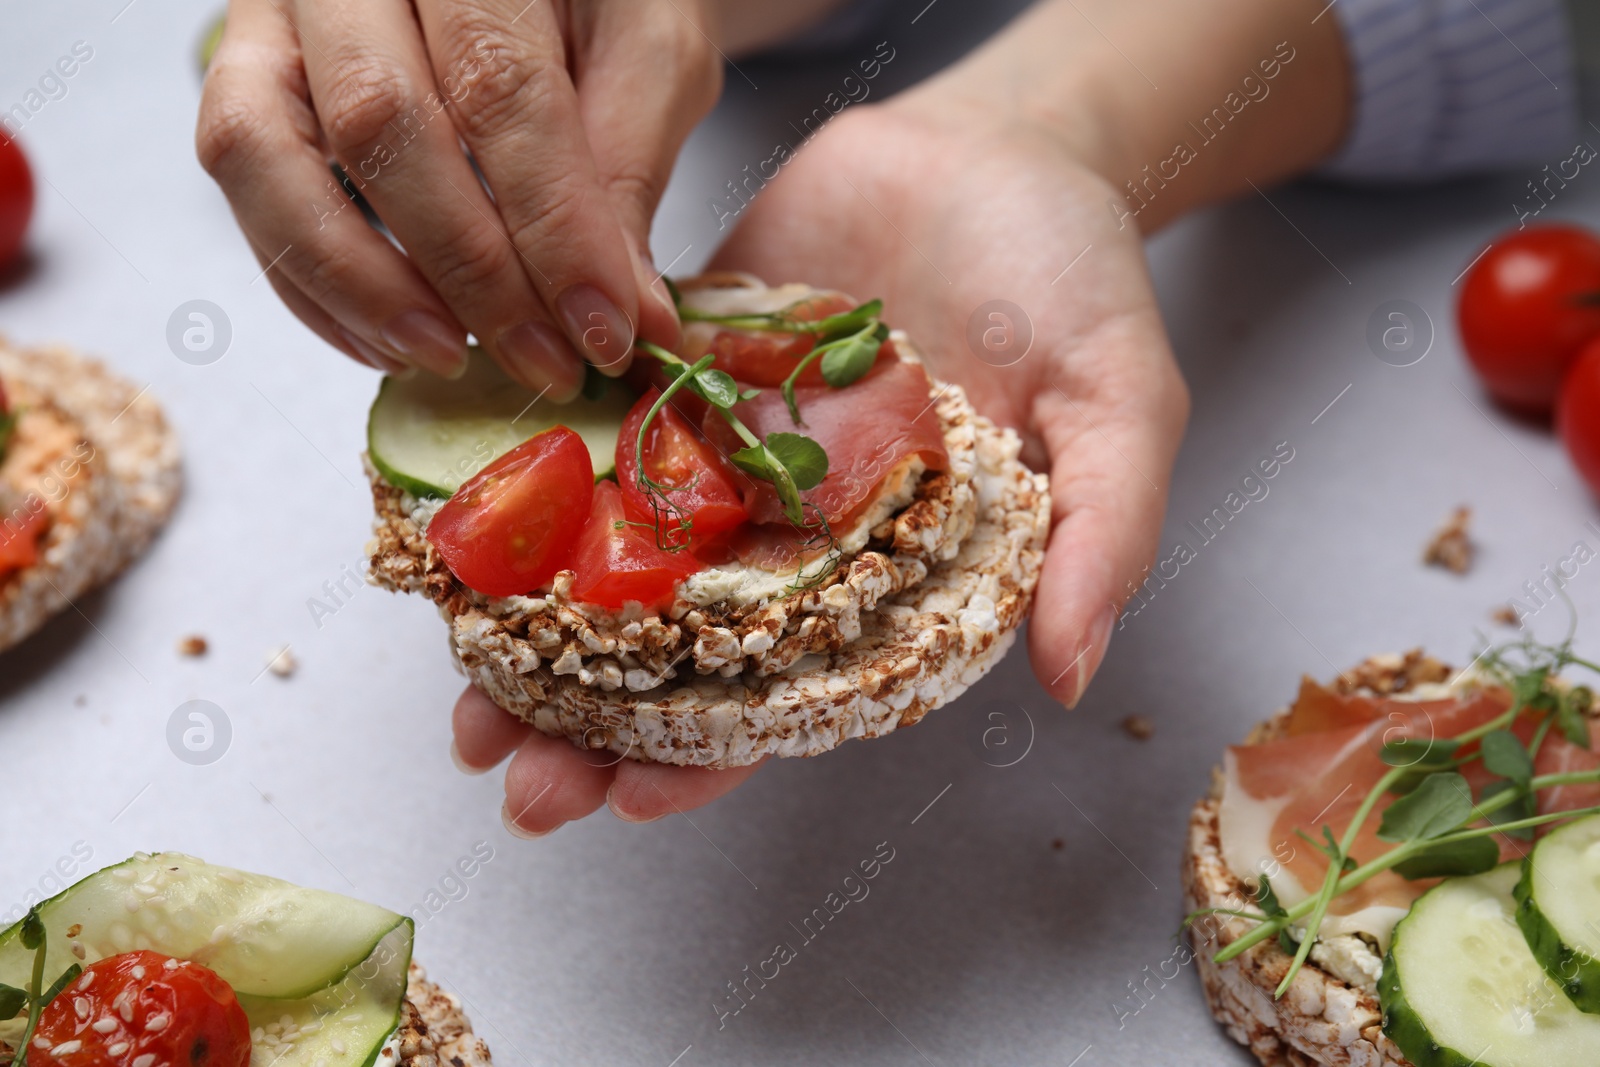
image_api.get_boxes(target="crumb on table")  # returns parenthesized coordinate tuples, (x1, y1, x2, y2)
(1121, 714, 1154, 740)
(1491, 604, 1521, 627)
(265, 645, 297, 678)
(1424, 506, 1474, 575)
(177, 634, 208, 656)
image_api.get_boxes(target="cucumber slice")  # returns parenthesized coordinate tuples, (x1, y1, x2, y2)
(236, 920, 413, 1067)
(1380, 862, 1600, 1066)
(367, 347, 634, 497)
(1516, 813, 1600, 1013)
(0, 853, 404, 1000)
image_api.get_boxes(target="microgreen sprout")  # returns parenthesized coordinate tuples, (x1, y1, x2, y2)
(1, 907, 83, 1065)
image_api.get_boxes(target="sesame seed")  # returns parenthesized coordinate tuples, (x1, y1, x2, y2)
(77, 971, 95, 990)
(145, 1013, 170, 1032)
(51, 1042, 83, 1057)
(74, 996, 90, 1019)
(117, 996, 134, 1022)
(106, 1044, 129, 1058)
(93, 1018, 118, 1034)
(132, 884, 157, 897)
(70, 941, 86, 960)
(331, 1040, 346, 1055)
(132, 1055, 156, 1067)
(131, 966, 145, 980)
(33, 1038, 50, 1051)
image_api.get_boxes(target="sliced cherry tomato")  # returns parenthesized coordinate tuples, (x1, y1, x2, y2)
(428, 426, 594, 597)
(570, 480, 702, 609)
(1558, 338, 1600, 497)
(0, 133, 32, 271)
(0, 499, 49, 577)
(1457, 224, 1600, 413)
(685, 292, 891, 388)
(615, 389, 747, 543)
(34, 950, 250, 1067)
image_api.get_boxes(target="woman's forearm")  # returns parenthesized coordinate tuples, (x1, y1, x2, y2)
(897, 0, 1353, 232)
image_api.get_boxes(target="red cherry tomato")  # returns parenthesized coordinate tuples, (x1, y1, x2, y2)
(0, 500, 50, 576)
(1558, 338, 1600, 497)
(34, 951, 250, 1067)
(615, 389, 748, 543)
(1457, 225, 1600, 412)
(570, 480, 702, 609)
(427, 426, 594, 597)
(689, 292, 883, 387)
(0, 133, 32, 270)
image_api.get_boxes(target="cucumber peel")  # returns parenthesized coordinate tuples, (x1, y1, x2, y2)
(1515, 813, 1600, 1013)
(1381, 862, 1600, 1067)
(0, 853, 404, 1001)
(367, 347, 634, 498)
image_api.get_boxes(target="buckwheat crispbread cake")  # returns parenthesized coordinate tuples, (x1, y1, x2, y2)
(0, 340, 181, 652)
(368, 327, 1051, 767)
(396, 961, 493, 1067)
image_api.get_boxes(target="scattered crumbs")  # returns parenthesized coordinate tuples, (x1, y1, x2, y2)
(1423, 506, 1474, 575)
(265, 645, 297, 678)
(1122, 714, 1155, 741)
(176, 634, 208, 657)
(1050, 839, 1064, 851)
(1492, 604, 1522, 628)
(65, 924, 81, 938)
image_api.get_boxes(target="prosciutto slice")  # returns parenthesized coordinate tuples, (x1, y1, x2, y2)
(1224, 677, 1597, 921)
(704, 357, 948, 527)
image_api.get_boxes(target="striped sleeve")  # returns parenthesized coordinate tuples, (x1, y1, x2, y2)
(1322, 0, 1581, 180)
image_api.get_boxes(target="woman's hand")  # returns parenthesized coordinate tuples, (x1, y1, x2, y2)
(461, 97, 1188, 836)
(197, 0, 722, 393)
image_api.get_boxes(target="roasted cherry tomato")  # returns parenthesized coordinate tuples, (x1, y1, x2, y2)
(34, 950, 250, 1067)
(1558, 337, 1600, 497)
(688, 292, 892, 388)
(616, 389, 747, 543)
(428, 426, 594, 597)
(1457, 225, 1600, 412)
(0, 501, 49, 577)
(570, 480, 702, 609)
(0, 133, 32, 271)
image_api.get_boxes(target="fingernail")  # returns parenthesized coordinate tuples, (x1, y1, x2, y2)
(335, 325, 410, 375)
(501, 802, 562, 840)
(450, 741, 491, 776)
(496, 320, 584, 401)
(1064, 606, 1118, 709)
(606, 784, 666, 824)
(556, 284, 633, 372)
(381, 310, 468, 378)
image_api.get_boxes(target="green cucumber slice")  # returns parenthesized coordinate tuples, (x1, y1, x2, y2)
(1516, 813, 1600, 1013)
(367, 347, 634, 497)
(1380, 862, 1600, 1066)
(236, 919, 413, 1067)
(0, 853, 404, 1001)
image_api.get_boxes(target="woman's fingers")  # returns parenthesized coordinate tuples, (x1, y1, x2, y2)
(294, 0, 584, 398)
(570, 0, 724, 346)
(414, 0, 645, 376)
(606, 758, 765, 823)
(451, 685, 532, 772)
(1028, 310, 1189, 707)
(501, 731, 616, 837)
(197, 0, 468, 376)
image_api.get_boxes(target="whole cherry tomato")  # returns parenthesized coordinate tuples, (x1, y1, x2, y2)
(33, 950, 251, 1067)
(0, 133, 33, 271)
(427, 426, 594, 597)
(1557, 337, 1600, 497)
(1457, 225, 1600, 413)
(615, 389, 747, 545)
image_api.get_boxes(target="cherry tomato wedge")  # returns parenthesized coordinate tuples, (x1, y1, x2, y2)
(428, 426, 594, 597)
(0, 133, 33, 272)
(685, 292, 892, 388)
(570, 480, 702, 609)
(1558, 338, 1600, 498)
(0, 499, 49, 577)
(34, 950, 250, 1067)
(1457, 224, 1600, 412)
(616, 389, 747, 543)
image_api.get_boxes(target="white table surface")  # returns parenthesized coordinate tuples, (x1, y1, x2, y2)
(4, 2, 1599, 1064)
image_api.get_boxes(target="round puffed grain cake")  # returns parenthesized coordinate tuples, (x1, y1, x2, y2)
(0, 340, 181, 653)
(397, 961, 493, 1067)
(367, 279, 1051, 768)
